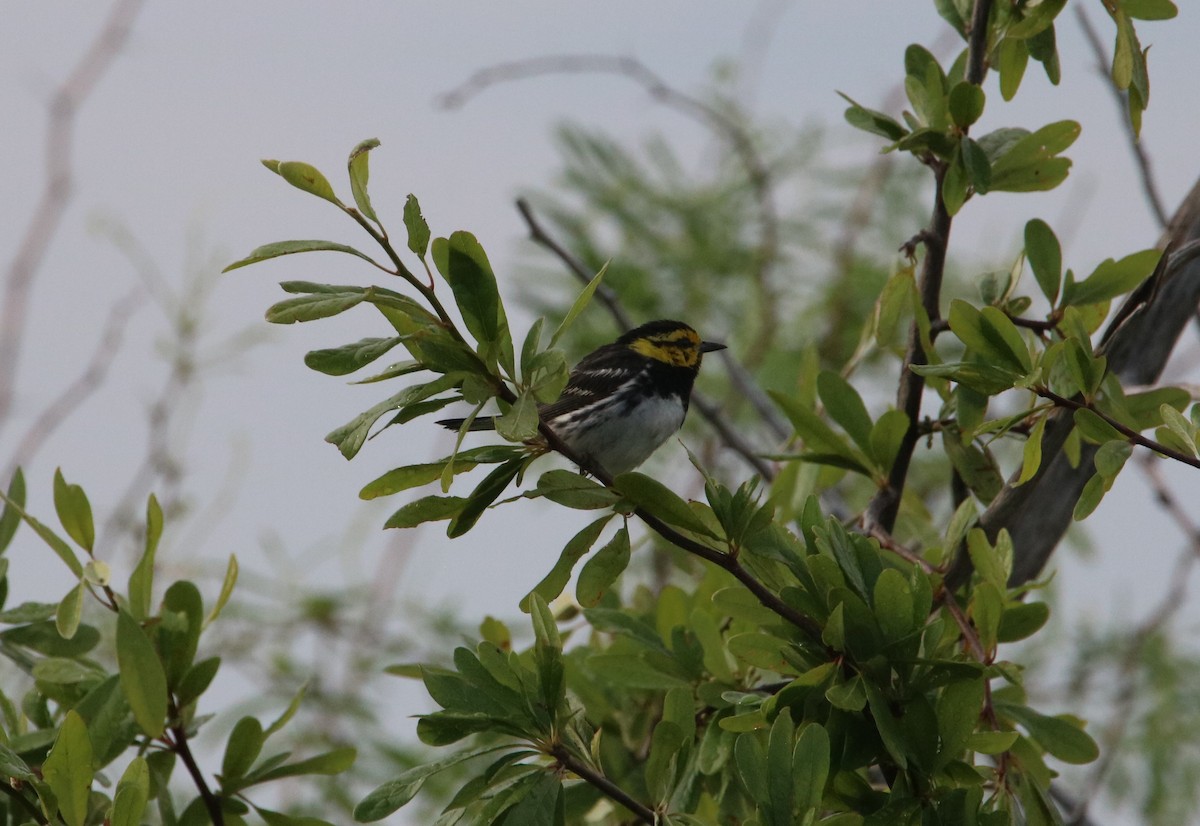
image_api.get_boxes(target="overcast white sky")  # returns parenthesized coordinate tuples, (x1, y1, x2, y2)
(3, 3, 1199, 824)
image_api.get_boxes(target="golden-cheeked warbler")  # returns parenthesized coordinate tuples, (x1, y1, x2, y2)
(438, 319, 725, 475)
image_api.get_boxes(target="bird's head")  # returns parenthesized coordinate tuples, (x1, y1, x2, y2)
(620, 320, 726, 369)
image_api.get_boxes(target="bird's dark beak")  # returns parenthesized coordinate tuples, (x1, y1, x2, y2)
(700, 340, 727, 354)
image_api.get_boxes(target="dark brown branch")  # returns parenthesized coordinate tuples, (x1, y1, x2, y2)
(167, 701, 224, 826)
(549, 744, 656, 825)
(0, 0, 145, 434)
(1075, 7, 1170, 229)
(1034, 386, 1200, 469)
(863, 0, 997, 535)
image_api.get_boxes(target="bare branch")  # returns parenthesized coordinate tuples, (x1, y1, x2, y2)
(0, 0, 146, 434)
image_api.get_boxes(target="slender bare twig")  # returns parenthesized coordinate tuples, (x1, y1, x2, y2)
(1034, 386, 1200, 470)
(864, 0, 995, 535)
(549, 744, 656, 825)
(515, 197, 782, 479)
(442, 54, 782, 365)
(1075, 7, 1170, 230)
(5, 288, 144, 478)
(0, 0, 146, 434)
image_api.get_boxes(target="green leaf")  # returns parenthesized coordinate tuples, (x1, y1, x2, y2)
(534, 470, 620, 510)
(347, 139, 380, 223)
(42, 710, 94, 826)
(614, 472, 719, 537)
(942, 143, 969, 216)
(223, 239, 379, 273)
(116, 610, 168, 737)
(873, 568, 914, 643)
(304, 337, 401, 376)
(1124, 0, 1178, 20)
(996, 37, 1029, 101)
(441, 231, 507, 346)
(1024, 219, 1062, 305)
(160, 580, 204, 690)
(792, 723, 830, 811)
(1065, 248, 1161, 306)
(447, 459, 524, 537)
(403, 195, 431, 258)
(550, 263, 608, 348)
(936, 678, 984, 768)
(266, 291, 367, 324)
(734, 732, 769, 804)
(837, 92, 907, 141)
(326, 374, 460, 460)
(869, 409, 909, 475)
(244, 747, 356, 785)
(576, 526, 631, 608)
(496, 389, 539, 442)
(0, 489, 84, 577)
(989, 120, 1079, 192)
(111, 756, 150, 826)
(353, 745, 513, 822)
(996, 704, 1099, 764)
(971, 582, 1004, 652)
(1159, 403, 1198, 457)
(1073, 408, 1122, 443)
(384, 495, 466, 529)
(948, 300, 1030, 374)
(222, 716, 265, 781)
(826, 676, 867, 711)
(205, 554, 239, 629)
(1073, 473, 1109, 521)
(56, 582, 84, 640)
(521, 516, 612, 611)
(177, 657, 221, 707)
(948, 82, 984, 128)
(818, 371, 873, 457)
(361, 446, 525, 500)
(769, 391, 873, 473)
(273, 160, 341, 204)
(998, 601, 1050, 643)
(0, 468, 24, 553)
(128, 494, 162, 621)
(864, 681, 909, 769)
(53, 469, 94, 552)
(1017, 415, 1047, 485)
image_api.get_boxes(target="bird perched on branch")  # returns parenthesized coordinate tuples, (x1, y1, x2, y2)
(438, 319, 725, 476)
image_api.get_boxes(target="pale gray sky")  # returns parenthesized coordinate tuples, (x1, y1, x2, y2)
(3, 4, 1199, 824)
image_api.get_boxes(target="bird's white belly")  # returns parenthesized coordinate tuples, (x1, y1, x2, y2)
(563, 395, 685, 476)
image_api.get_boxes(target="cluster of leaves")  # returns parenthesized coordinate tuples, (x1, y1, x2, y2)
(0, 469, 353, 826)
(223, 2, 1193, 824)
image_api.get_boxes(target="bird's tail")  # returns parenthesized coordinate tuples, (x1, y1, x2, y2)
(436, 416, 497, 432)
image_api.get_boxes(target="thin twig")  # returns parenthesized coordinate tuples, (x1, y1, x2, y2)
(865, 524, 940, 574)
(550, 744, 656, 825)
(0, 782, 48, 826)
(1075, 7, 1170, 229)
(0, 0, 146, 434)
(1034, 386, 1200, 470)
